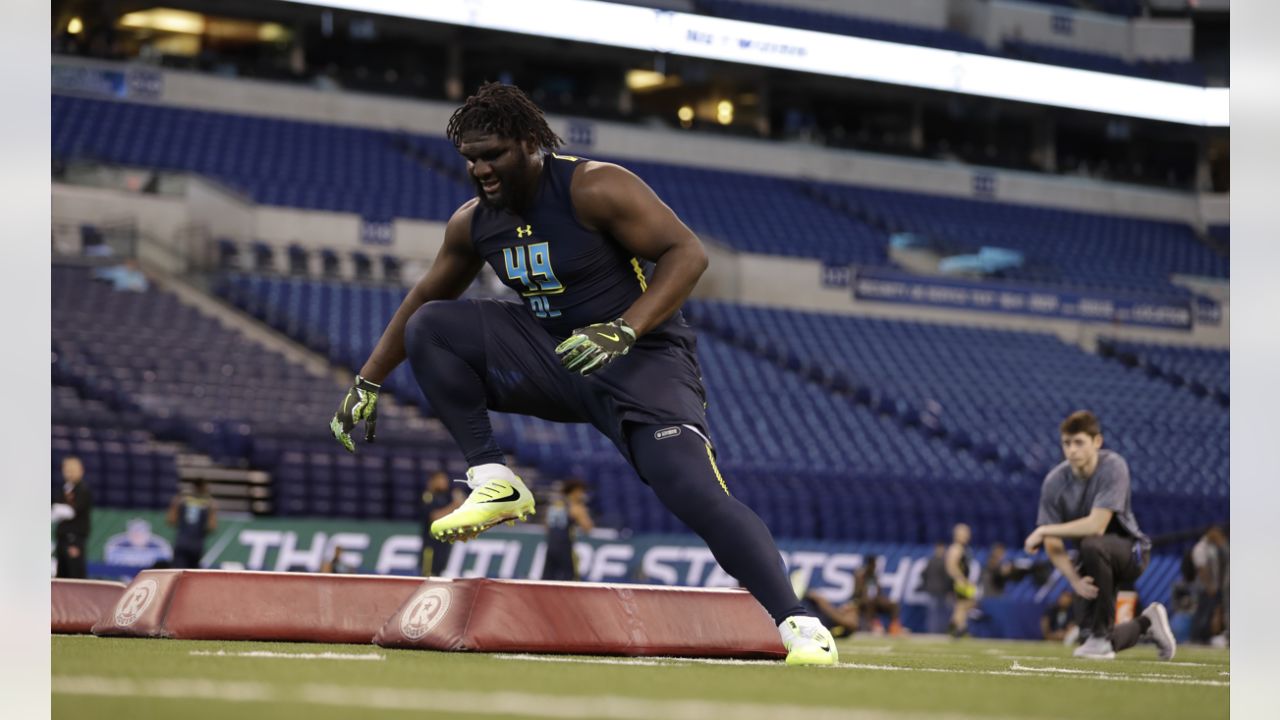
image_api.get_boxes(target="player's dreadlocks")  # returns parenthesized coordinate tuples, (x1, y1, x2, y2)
(446, 83, 564, 151)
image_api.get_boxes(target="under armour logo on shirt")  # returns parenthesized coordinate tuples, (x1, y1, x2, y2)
(516, 225, 533, 238)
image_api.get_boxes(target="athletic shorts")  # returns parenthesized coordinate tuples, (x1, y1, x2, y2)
(468, 299, 710, 459)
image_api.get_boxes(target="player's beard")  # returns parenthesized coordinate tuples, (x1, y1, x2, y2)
(474, 151, 533, 212)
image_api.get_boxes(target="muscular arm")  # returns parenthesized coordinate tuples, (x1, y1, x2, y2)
(358, 202, 485, 382)
(571, 162, 708, 337)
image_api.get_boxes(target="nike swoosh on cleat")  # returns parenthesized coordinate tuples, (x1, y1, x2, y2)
(818, 639, 831, 652)
(478, 487, 521, 503)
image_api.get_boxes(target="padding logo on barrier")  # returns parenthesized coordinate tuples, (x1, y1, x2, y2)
(114, 578, 159, 627)
(400, 587, 452, 640)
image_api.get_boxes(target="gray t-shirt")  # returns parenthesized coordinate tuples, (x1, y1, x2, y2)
(1036, 449, 1151, 552)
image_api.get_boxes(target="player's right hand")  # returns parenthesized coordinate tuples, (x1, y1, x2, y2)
(1072, 575, 1099, 600)
(330, 374, 381, 453)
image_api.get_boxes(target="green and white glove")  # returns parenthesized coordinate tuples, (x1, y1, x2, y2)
(330, 374, 380, 453)
(555, 318, 636, 376)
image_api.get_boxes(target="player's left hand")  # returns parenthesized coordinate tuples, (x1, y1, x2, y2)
(555, 318, 636, 376)
(1023, 528, 1044, 554)
(330, 374, 381, 453)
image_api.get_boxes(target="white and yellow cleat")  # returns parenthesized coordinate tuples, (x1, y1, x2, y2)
(430, 465, 536, 543)
(779, 615, 839, 666)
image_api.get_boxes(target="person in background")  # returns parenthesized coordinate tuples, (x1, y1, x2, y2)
(167, 479, 217, 569)
(52, 456, 92, 579)
(321, 545, 358, 574)
(946, 523, 977, 638)
(1024, 410, 1175, 660)
(421, 471, 465, 577)
(853, 555, 903, 635)
(981, 542, 1015, 598)
(1042, 590, 1077, 642)
(920, 542, 952, 634)
(802, 588, 861, 639)
(1190, 525, 1229, 645)
(542, 479, 594, 581)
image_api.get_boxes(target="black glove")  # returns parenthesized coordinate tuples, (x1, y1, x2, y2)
(330, 374, 380, 453)
(554, 318, 636, 376)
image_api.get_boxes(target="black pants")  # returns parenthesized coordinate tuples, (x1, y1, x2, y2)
(55, 535, 86, 579)
(1077, 534, 1148, 649)
(172, 546, 203, 569)
(403, 299, 806, 625)
(542, 548, 578, 581)
(422, 540, 452, 577)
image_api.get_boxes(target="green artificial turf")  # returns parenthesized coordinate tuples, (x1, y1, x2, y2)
(52, 634, 1228, 720)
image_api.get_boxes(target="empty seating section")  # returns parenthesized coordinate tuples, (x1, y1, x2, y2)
(214, 273, 420, 400)
(814, 183, 1227, 296)
(213, 272, 1224, 542)
(51, 425, 177, 510)
(684, 300, 1227, 512)
(53, 95, 1225, 300)
(52, 264, 463, 519)
(51, 95, 471, 221)
(1102, 340, 1229, 400)
(626, 161, 888, 265)
(51, 94, 1227, 542)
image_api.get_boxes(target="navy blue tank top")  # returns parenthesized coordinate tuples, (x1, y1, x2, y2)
(175, 495, 212, 551)
(470, 153, 696, 344)
(544, 500, 576, 561)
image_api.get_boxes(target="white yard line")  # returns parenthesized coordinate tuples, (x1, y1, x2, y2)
(999, 654, 1223, 668)
(53, 676, 274, 702)
(51, 676, 992, 720)
(494, 654, 1227, 687)
(188, 650, 385, 661)
(496, 654, 677, 667)
(1007, 662, 1228, 687)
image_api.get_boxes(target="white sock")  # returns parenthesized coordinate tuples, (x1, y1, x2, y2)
(465, 463, 515, 489)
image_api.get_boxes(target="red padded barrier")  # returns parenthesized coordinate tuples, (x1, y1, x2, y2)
(92, 569, 423, 643)
(51, 579, 128, 634)
(375, 578, 786, 659)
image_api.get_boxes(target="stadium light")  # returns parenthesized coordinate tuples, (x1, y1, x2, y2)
(67, 17, 83, 35)
(118, 8, 205, 35)
(294, 0, 1228, 127)
(716, 99, 733, 125)
(626, 69, 668, 91)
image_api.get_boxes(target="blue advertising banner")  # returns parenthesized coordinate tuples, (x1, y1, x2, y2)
(854, 267, 1194, 329)
(52, 63, 163, 100)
